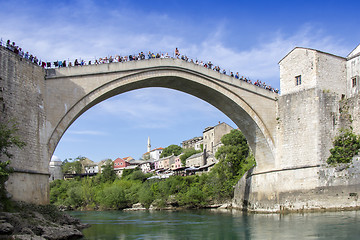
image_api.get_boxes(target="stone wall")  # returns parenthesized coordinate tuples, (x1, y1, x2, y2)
(233, 52, 360, 212)
(0, 46, 49, 204)
(186, 152, 204, 167)
(316, 51, 346, 95)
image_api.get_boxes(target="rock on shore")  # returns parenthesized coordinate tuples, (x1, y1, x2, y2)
(0, 202, 89, 240)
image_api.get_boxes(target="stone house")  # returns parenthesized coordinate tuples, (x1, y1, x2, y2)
(186, 152, 205, 168)
(182, 136, 203, 150)
(203, 122, 233, 154)
(277, 45, 360, 170)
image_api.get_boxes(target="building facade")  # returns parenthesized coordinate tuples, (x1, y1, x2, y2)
(150, 148, 164, 160)
(113, 158, 130, 169)
(182, 136, 203, 150)
(172, 157, 183, 170)
(186, 152, 205, 168)
(203, 122, 233, 154)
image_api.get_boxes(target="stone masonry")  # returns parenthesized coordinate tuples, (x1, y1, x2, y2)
(233, 45, 360, 212)
(1, 42, 360, 211)
(0, 46, 49, 204)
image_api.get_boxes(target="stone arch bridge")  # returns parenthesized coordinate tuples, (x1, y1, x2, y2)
(45, 58, 278, 173)
(4, 46, 360, 212)
(1, 48, 278, 204)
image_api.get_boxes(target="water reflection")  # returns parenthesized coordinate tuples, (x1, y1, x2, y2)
(70, 210, 360, 240)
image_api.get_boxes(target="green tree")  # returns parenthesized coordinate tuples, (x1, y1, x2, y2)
(61, 159, 82, 174)
(0, 120, 26, 203)
(138, 182, 156, 208)
(65, 186, 83, 208)
(215, 129, 250, 179)
(160, 144, 182, 158)
(0, 120, 26, 158)
(98, 185, 127, 209)
(99, 160, 116, 183)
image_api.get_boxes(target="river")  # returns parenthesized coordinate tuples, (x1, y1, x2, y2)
(69, 209, 360, 239)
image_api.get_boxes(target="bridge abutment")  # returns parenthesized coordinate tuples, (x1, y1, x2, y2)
(0, 46, 50, 204)
(233, 47, 360, 212)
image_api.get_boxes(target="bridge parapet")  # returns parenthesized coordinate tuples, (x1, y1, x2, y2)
(46, 58, 278, 100)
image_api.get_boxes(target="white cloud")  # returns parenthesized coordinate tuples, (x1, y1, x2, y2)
(68, 130, 107, 136)
(182, 24, 350, 88)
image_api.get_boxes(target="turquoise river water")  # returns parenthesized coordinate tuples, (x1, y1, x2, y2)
(69, 209, 360, 240)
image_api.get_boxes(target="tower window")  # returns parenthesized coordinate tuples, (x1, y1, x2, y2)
(295, 75, 302, 86)
(352, 77, 357, 87)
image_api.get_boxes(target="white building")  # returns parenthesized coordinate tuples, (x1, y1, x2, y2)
(149, 147, 164, 160)
(84, 164, 99, 174)
(49, 156, 63, 181)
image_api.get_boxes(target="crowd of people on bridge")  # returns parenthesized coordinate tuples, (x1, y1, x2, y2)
(1, 39, 47, 67)
(1, 38, 279, 93)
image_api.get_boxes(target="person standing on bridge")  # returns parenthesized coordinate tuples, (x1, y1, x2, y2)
(175, 47, 180, 58)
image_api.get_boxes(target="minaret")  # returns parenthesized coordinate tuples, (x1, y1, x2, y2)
(147, 136, 151, 153)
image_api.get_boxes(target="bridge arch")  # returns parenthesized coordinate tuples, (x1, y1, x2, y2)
(45, 59, 277, 172)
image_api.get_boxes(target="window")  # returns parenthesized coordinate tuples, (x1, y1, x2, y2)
(295, 75, 302, 86)
(352, 77, 357, 87)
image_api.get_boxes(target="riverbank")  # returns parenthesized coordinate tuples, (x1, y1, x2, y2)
(0, 201, 89, 239)
(50, 170, 242, 211)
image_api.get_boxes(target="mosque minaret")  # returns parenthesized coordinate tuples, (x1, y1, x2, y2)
(147, 136, 151, 153)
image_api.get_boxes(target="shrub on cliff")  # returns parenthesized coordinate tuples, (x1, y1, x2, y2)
(327, 128, 360, 165)
(0, 120, 25, 207)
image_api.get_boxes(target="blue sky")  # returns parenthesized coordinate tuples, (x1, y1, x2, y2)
(1, 0, 360, 162)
